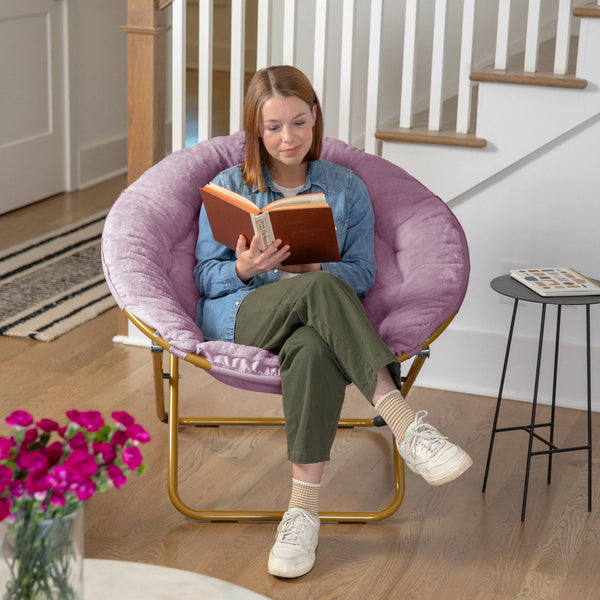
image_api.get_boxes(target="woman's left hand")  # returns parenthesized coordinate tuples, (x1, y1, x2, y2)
(279, 263, 322, 273)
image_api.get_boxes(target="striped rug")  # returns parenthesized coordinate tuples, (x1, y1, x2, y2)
(0, 211, 115, 342)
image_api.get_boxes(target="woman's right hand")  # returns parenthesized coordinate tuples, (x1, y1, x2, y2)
(235, 234, 290, 283)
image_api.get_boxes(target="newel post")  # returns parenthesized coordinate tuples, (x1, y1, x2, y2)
(122, 0, 173, 185)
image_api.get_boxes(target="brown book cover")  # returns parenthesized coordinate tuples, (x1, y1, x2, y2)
(200, 182, 341, 265)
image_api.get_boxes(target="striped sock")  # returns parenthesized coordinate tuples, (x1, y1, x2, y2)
(374, 389, 416, 441)
(288, 478, 321, 517)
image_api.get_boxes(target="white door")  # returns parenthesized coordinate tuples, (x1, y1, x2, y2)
(0, 0, 67, 215)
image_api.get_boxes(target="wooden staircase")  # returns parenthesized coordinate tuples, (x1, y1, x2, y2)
(376, 3, 600, 202)
(375, 6, 598, 153)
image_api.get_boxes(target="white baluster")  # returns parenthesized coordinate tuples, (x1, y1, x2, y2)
(428, 0, 447, 131)
(495, 0, 511, 70)
(256, 0, 271, 71)
(171, 0, 186, 150)
(230, 0, 245, 134)
(198, 0, 213, 142)
(364, 0, 383, 154)
(283, 0, 296, 65)
(400, 0, 418, 129)
(338, 0, 354, 143)
(524, 0, 541, 72)
(554, 0, 572, 75)
(313, 0, 328, 104)
(456, 0, 475, 135)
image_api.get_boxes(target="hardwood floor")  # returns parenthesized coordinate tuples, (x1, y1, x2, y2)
(1, 182, 599, 599)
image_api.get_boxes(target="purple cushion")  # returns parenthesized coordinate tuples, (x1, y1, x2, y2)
(102, 133, 469, 393)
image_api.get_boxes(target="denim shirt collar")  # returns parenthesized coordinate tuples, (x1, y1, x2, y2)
(259, 161, 328, 197)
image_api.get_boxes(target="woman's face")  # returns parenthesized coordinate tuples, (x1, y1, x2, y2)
(258, 95, 317, 173)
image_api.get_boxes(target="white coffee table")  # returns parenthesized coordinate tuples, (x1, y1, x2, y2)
(84, 559, 271, 599)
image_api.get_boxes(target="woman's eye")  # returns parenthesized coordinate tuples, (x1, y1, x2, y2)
(294, 121, 306, 127)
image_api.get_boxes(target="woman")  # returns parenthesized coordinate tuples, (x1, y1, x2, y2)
(194, 65, 472, 579)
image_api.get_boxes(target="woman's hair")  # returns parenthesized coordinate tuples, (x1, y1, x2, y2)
(241, 65, 324, 191)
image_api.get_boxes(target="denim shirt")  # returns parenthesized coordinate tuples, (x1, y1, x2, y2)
(193, 159, 376, 341)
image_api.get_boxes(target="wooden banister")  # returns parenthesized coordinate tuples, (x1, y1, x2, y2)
(118, 0, 171, 335)
(122, 0, 171, 186)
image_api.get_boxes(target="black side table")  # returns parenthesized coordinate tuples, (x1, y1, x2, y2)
(482, 274, 600, 521)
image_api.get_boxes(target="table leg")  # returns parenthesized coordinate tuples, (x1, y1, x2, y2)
(522, 303, 547, 522)
(482, 299, 519, 493)
(586, 305, 592, 512)
(548, 306, 562, 484)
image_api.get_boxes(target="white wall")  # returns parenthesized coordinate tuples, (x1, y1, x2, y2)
(416, 113, 600, 411)
(67, 0, 127, 189)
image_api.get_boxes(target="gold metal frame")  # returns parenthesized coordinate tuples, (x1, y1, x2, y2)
(125, 309, 456, 522)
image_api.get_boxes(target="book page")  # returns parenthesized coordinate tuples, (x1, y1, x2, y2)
(265, 193, 326, 210)
(205, 182, 259, 213)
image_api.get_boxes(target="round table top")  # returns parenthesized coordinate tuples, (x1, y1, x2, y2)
(491, 274, 600, 306)
(84, 559, 272, 600)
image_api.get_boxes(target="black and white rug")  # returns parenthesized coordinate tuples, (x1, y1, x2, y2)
(0, 211, 116, 341)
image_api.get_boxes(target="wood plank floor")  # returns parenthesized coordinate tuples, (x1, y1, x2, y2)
(1, 180, 598, 599)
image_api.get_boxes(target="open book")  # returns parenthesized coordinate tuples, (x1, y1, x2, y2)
(510, 267, 600, 297)
(200, 182, 341, 265)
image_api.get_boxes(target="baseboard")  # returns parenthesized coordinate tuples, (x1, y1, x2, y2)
(416, 326, 600, 412)
(78, 135, 127, 189)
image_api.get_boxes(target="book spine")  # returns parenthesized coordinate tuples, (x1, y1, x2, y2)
(251, 213, 275, 251)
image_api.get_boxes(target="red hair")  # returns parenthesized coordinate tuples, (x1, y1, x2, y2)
(241, 65, 324, 191)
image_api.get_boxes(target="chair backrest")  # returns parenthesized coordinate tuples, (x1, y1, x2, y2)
(102, 132, 469, 392)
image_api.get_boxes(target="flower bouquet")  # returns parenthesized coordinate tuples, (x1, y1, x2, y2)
(0, 409, 150, 600)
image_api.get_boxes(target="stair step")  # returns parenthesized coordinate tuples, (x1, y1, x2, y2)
(471, 35, 586, 89)
(375, 127, 486, 149)
(573, 3, 600, 19)
(470, 69, 586, 89)
(376, 87, 486, 149)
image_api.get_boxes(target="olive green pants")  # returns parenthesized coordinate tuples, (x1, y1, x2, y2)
(234, 271, 401, 464)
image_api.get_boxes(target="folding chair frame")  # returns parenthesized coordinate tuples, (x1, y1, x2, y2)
(126, 309, 456, 523)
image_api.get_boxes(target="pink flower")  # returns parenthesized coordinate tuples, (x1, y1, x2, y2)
(42, 441, 64, 467)
(22, 428, 38, 447)
(126, 423, 151, 444)
(37, 418, 60, 433)
(121, 446, 143, 470)
(0, 465, 13, 492)
(92, 441, 117, 464)
(0, 497, 13, 522)
(67, 410, 104, 433)
(16, 449, 48, 473)
(47, 465, 69, 493)
(49, 491, 66, 507)
(9, 480, 25, 498)
(72, 479, 96, 501)
(112, 411, 135, 428)
(6, 410, 33, 428)
(107, 465, 127, 488)
(25, 471, 51, 495)
(0, 436, 15, 460)
(111, 430, 128, 447)
(64, 450, 98, 480)
(68, 431, 89, 451)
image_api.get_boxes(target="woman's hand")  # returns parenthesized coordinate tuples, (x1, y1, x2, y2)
(235, 234, 290, 283)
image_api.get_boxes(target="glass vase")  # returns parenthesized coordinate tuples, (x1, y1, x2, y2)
(0, 506, 84, 600)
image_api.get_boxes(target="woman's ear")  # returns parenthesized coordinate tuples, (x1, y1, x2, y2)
(312, 104, 317, 126)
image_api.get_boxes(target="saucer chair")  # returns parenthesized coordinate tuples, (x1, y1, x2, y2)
(101, 132, 470, 523)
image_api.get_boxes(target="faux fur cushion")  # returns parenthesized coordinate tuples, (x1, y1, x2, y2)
(102, 133, 469, 393)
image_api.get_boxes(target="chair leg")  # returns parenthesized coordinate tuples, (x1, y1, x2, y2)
(162, 351, 405, 523)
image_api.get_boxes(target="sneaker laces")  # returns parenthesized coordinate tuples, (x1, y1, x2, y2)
(403, 410, 449, 460)
(276, 510, 315, 547)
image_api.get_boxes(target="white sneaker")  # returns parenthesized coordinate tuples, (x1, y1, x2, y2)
(268, 508, 320, 578)
(397, 410, 472, 486)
